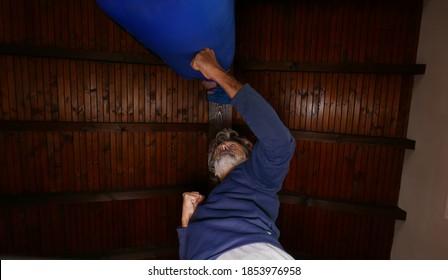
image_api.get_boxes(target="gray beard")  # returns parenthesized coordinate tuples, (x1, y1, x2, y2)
(214, 152, 246, 179)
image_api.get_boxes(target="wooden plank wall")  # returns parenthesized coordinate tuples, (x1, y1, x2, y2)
(234, 0, 421, 259)
(0, 0, 208, 259)
(0, 0, 422, 259)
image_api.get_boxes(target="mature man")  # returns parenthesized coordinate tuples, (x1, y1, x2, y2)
(177, 48, 295, 260)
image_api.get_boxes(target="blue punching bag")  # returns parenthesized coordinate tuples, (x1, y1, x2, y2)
(96, 0, 235, 81)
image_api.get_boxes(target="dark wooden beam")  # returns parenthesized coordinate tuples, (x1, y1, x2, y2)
(291, 130, 415, 150)
(0, 186, 187, 208)
(1, 187, 406, 220)
(1, 44, 426, 75)
(279, 192, 407, 220)
(1, 121, 415, 149)
(233, 125, 415, 149)
(236, 61, 426, 75)
(0, 43, 163, 65)
(0, 121, 208, 133)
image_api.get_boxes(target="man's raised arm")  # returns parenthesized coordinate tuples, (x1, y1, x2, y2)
(192, 48, 295, 189)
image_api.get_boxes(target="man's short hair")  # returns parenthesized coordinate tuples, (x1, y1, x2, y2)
(208, 128, 253, 182)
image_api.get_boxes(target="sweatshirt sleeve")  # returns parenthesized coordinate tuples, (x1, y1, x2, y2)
(231, 84, 295, 192)
(177, 227, 187, 259)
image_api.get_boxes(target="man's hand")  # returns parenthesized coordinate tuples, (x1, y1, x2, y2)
(191, 48, 243, 99)
(191, 48, 224, 80)
(181, 192, 205, 228)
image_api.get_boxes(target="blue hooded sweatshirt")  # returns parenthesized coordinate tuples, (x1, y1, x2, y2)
(177, 84, 295, 259)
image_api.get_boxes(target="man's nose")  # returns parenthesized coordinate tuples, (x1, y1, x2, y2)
(220, 143, 229, 150)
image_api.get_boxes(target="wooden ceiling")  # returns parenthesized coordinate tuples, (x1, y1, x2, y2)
(0, 0, 423, 259)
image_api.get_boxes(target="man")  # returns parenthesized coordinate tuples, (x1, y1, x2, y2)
(177, 48, 295, 260)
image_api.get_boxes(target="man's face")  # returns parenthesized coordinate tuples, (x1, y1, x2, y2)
(213, 141, 246, 161)
(213, 141, 247, 178)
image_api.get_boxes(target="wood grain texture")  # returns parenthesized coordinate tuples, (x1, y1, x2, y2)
(0, 0, 422, 259)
